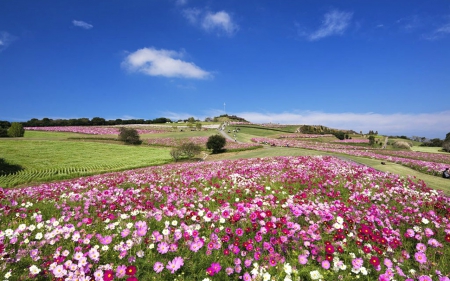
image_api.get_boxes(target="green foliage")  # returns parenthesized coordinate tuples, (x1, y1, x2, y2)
(443, 141, 450, 152)
(170, 148, 183, 162)
(333, 131, 345, 140)
(421, 138, 444, 147)
(0, 128, 8, 137)
(368, 135, 375, 146)
(179, 142, 202, 159)
(7, 122, 25, 137)
(206, 134, 226, 154)
(195, 123, 202, 131)
(118, 127, 142, 145)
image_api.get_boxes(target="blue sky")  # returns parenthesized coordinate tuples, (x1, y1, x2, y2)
(1, 0, 450, 138)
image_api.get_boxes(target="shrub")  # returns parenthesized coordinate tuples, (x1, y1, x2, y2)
(392, 140, 412, 149)
(7, 122, 25, 137)
(206, 134, 226, 154)
(118, 127, 142, 145)
(170, 148, 183, 162)
(368, 135, 375, 146)
(0, 128, 8, 137)
(179, 142, 202, 159)
(443, 141, 450, 152)
(332, 131, 345, 140)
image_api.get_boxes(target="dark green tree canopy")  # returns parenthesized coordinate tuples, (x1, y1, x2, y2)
(206, 134, 226, 154)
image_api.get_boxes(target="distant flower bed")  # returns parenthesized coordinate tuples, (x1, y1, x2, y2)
(333, 139, 370, 143)
(25, 126, 166, 135)
(279, 134, 335, 139)
(251, 137, 448, 176)
(147, 137, 261, 150)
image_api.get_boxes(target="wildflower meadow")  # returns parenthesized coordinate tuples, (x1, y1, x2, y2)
(1, 156, 449, 281)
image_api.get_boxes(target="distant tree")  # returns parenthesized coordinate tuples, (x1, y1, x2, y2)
(196, 123, 202, 131)
(170, 148, 183, 162)
(206, 134, 226, 154)
(443, 141, 450, 152)
(421, 138, 443, 147)
(7, 122, 25, 137)
(368, 135, 375, 146)
(0, 121, 10, 137)
(333, 131, 345, 140)
(118, 127, 141, 145)
(91, 117, 106, 126)
(204, 117, 213, 122)
(445, 132, 450, 142)
(179, 142, 202, 159)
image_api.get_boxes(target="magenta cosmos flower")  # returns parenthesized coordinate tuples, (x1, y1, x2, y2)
(414, 252, 427, 264)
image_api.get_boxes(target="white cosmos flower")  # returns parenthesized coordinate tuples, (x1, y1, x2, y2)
(29, 265, 41, 275)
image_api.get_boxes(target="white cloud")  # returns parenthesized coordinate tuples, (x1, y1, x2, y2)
(175, 0, 188, 6)
(308, 10, 353, 41)
(182, 9, 238, 36)
(425, 22, 450, 40)
(72, 20, 93, 29)
(0, 31, 17, 52)
(202, 11, 239, 36)
(230, 110, 450, 138)
(182, 8, 202, 24)
(122, 47, 212, 79)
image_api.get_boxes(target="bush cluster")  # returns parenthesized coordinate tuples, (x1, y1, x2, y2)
(206, 134, 226, 154)
(118, 127, 142, 145)
(170, 142, 202, 161)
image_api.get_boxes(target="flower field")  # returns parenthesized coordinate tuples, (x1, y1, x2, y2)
(1, 156, 449, 281)
(251, 138, 450, 177)
(24, 127, 167, 135)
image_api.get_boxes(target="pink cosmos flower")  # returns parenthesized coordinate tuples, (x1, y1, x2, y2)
(321, 260, 330, 270)
(415, 252, 427, 264)
(116, 265, 126, 278)
(418, 276, 432, 281)
(383, 258, 393, 268)
(153, 262, 164, 273)
(416, 243, 426, 252)
(121, 228, 130, 238)
(298, 255, 308, 265)
(165, 256, 184, 274)
(157, 242, 169, 254)
(243, 272, 252, 281)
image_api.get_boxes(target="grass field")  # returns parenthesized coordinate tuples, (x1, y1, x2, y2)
(0, 139, 171, 187)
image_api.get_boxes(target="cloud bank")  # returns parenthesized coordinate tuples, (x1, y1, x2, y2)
(182, 9, 238, 36)
(308, 10, 353, 41)
(236, 111, 450, 138)
(122, 47, 212, 79)
(72, 20, 93, 29)
(164, 110, 450, 138)
(0, 31, 17, 52)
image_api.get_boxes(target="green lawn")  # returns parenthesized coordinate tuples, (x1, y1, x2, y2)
(411, 145, 447, 154)
(0, 139, 171, 187)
